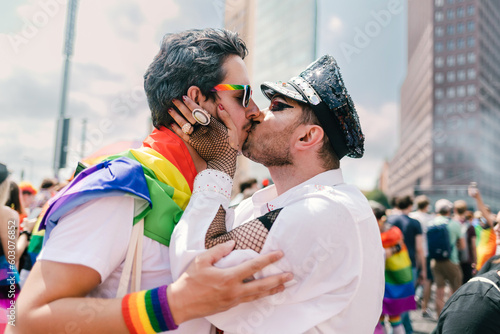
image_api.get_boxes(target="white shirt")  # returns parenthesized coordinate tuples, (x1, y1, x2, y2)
(171, 169, 385, 334)
(38, 196, 210, 334)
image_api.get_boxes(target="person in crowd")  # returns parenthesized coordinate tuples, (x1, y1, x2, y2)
(31, 178, 57, 210)
(432, 218, 500, 334)
(169, 54, 385, 333)
(3, 181, 33, 271)
(372, 202, 415, 334)
(453, 200, 477, 283)
(388, 195, 426, 333)
(13, 28, 292, 334)
(468, 183, 497, 270)
(229, 177, 258, 206)
(0, 164, 21, 332)
(5, 181, 27, 223)
(18, 182, 37, 215)
(428, 199, 465, 317)
(409, 195, 435, 319)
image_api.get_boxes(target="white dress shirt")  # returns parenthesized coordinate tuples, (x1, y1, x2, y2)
(170, 169, 385, 334)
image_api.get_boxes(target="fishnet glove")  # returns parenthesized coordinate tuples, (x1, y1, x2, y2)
(188, 116, 238, 178)
(205, 206, 282, 253)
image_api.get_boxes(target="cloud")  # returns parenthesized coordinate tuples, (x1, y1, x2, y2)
(0, 70, 59, 120)
(328, 16, 343, 33)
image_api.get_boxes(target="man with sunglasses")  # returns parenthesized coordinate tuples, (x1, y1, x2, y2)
(13, 28, 292, 334)
(169, 55, 385, 333)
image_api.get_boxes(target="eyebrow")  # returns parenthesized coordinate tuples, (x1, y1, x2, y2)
(271, 94, 294, 105)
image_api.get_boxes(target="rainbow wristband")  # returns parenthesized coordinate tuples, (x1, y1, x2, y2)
(122, 285, 179, 333)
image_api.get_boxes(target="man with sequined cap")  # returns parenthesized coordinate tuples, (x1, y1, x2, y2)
(170, 55, 385, 333)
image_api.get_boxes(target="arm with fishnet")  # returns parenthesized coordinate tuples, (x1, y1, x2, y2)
(205, 206, 282, 253)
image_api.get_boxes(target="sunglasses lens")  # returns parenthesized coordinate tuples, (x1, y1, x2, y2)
(243, 86, 251, 108)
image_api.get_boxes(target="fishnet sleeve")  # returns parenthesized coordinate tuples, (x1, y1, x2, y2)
(205, 206, 282, 253)
(188, 117, 238, 178)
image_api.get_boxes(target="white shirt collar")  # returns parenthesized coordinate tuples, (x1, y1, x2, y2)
(251, 168, 344, 215)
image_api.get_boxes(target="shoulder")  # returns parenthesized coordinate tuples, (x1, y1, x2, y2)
(408, 216, 422, 228)
(0, 206, 18, 223)
(285, 183, 373, 223)
(388, 214, 402, 224)
(449, 219, 462, 230)
(268, 184, 376, 247)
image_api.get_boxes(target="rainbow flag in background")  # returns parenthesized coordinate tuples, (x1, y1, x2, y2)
(474, 222, 497, 270)
(39, 127, 197, 247)
(381, 226, 416, 316)
(26, 203, 48, 267)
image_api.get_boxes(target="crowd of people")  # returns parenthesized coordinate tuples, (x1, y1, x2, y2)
(0, 164, 61, 332)
(1, 27, 499, 334)
(371, 187, 500, 334)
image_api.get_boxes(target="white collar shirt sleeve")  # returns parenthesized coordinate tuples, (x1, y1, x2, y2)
(170, 169, 385, 334)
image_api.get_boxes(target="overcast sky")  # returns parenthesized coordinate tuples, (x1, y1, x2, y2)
(0, 0, 407, 191)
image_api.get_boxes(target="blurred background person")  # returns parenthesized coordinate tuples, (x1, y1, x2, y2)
(229, 177, 259, 206)
(453, 200, 477, 284)
(5, 181, 27, 224)
(31, 178, 57, 210)
(410, 195, 435, 319)
(428, 199, 464, 317)
(372, 202, 415, 334)
(4, 182, 32, 271)
(469, 183, 497, 271)
(18, 182, 37, 215)
(432, 219, 500, 334)
(0, 164, 21, 332)
(388, 195, 426, 334)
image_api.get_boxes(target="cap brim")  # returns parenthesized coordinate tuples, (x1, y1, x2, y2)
(260, 82, 307, 104)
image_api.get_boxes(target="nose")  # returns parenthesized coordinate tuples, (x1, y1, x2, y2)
(245, 98, 261, 121)
(251, 108, 266, 124)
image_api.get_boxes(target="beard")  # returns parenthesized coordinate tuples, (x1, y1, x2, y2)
(242, 123, 295, 167)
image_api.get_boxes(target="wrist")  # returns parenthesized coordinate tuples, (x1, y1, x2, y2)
(122, 285, 179, 333)
(206, 159, 236, 178)
(166, 284, 184, 325)
(20, 230, 31, 241)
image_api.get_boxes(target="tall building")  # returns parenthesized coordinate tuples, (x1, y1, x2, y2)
(388, 0, 500, 210)
(225, 0, 318, 188)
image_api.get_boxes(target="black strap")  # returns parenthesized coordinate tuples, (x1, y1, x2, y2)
(257, 208, 283, 231)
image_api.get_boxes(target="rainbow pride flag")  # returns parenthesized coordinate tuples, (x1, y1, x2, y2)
(381, 226, 416, 316)
(39, 127, 197, 247)
(474, 221, 497, 270)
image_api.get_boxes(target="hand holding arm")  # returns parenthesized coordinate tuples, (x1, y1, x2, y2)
(12, 243, 291, 334)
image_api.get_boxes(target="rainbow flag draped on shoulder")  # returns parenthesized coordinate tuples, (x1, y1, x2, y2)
(380, 226, 416, 316)
(39, 127, 197, 247)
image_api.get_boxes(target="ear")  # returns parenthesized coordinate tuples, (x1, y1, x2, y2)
(295, 124, 324, 151)
(186, 86, 206, 105)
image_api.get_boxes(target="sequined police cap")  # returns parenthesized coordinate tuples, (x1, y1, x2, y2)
(261, 55, 364, 159)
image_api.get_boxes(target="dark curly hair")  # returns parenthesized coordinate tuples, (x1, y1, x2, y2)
(144, 28, 248, 128)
